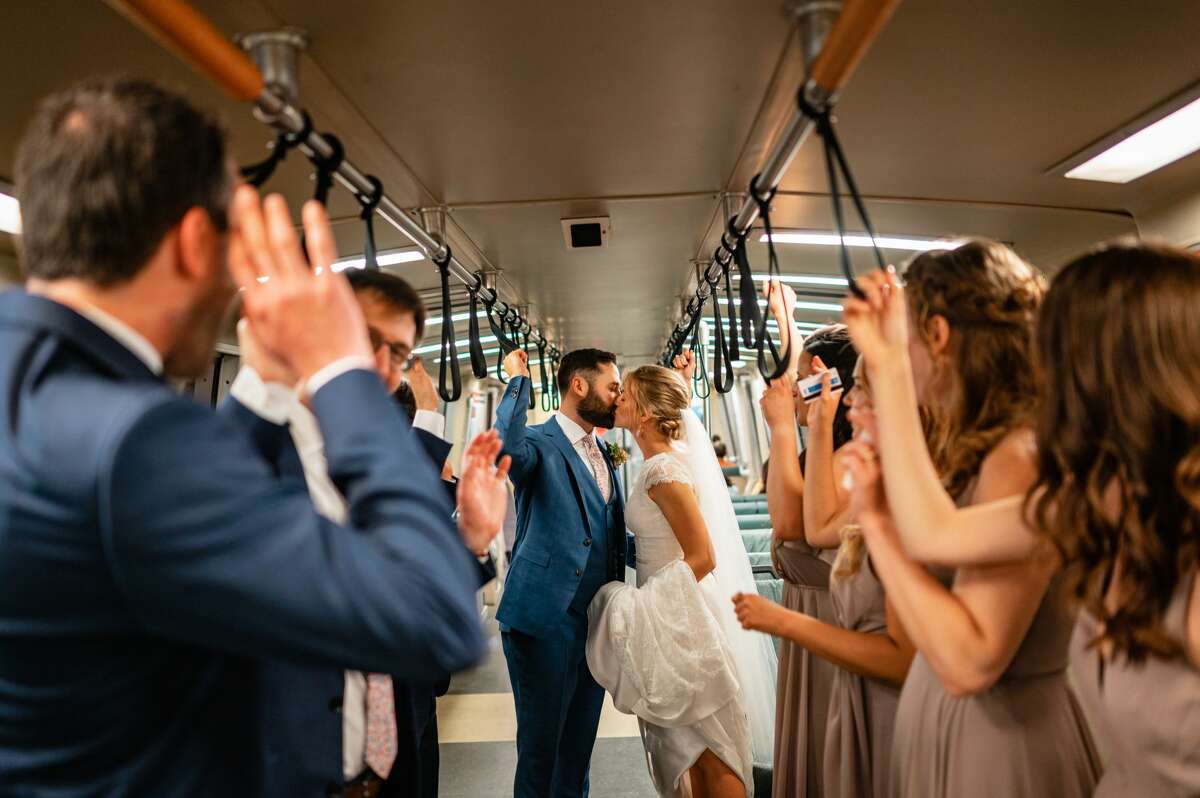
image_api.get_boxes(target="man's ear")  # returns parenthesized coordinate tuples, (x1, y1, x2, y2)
(571, 374, 589, 399)
(925, 314, 952, 358)
(175, 206, 221, 283)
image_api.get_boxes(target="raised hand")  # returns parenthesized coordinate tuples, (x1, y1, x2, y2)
(455, 429, 513, 555)
(762, 278, 797, 324)
(236, 317, 296, 387)
(806, 355, 843, 430)
(842, 267, 907, 367)
(503, 348, 530, 379)
(732, 591, 788, 636)
(671, 350, 697, 386)
(227, 187, 373, 388)
(760, 375, 798, 432)
(840, 439, 888, 527)
(406, 357, 439, 412)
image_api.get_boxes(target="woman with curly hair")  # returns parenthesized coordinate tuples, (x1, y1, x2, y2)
(843, 240, 1200, 795)
(837, 239, 1100, 797)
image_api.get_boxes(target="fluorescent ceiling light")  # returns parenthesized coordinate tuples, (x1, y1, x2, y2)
(414, 334, 498, 355)
(0, 189, 21, 235)
(333, 248, 425, 272)
(1061, 89, 1200, 184)
(760, 230, 963, 252)
(718, 297, 842, 313)
(425, 310, 487, 327)
(748, 272, 848, 287)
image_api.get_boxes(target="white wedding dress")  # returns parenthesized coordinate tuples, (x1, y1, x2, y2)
(586, 411, 775, 797)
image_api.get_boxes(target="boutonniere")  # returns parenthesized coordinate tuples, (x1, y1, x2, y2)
(605, 442, 629, 467)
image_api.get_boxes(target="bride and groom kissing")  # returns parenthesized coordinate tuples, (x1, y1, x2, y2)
(495, 347, 776, 798)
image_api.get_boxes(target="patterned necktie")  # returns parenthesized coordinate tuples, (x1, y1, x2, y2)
(582, 435, 612, 503)
(364, 673, 397, 779)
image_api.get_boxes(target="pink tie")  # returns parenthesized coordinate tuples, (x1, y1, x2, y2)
(582, 436, 611, 503)
(364, 673, 398, 778)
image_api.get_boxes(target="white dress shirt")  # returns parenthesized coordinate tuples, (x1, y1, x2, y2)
(230, 366, 448, 780)
(555, 412, 611, 498)
(73, 303, 164, 375)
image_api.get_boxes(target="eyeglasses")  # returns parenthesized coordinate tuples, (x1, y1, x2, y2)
(368, 326, 413, 369)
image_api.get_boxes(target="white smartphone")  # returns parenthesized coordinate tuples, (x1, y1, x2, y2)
(797, 367, 842, 403)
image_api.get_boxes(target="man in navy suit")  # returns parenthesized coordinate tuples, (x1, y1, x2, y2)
(230, 269, 496, 798)
(494, 346, 628, 797)
(0, 78, 509, 798)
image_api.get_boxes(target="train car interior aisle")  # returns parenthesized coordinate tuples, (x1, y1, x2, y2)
(1, 1, 1200, 797)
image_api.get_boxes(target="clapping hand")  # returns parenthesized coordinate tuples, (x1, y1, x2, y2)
(455, 430, 513, 555)
(226, 187, 373, 389)
(236, 317, 296, 388)
(842, 267, 907, 367)
(732, 591, 788, 636)
(406, 357, 439, 412)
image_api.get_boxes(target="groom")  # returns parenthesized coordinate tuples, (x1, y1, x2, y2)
(494, 347, 628, 798)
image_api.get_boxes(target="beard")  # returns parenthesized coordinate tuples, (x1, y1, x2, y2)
(577, 387, 616, 429)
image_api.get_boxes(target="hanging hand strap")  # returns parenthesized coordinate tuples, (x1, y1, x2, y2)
(467, 273, 489, 379)
(721, 257, 740, 362)
(707, 271, 734, 393)
(730, 216, 763, 350)
(550, 352, 562, 410)
(356, 175, 384, 271)
(434, 246, 463, 402)
(797, 91, 881, 299)
(239, 111, 312, 187)
(537, 337, 552, 412)
(688, 307, 712, 399)
(751, 177, 792, 381)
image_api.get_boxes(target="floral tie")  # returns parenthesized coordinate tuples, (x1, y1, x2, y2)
(364, 673, 397, 779)
(582, 436, 611, 503)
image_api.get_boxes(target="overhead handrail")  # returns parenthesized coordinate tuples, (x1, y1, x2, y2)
(659, 0, 902, 365)
(239, 111, 310, 187)
(105, 0, 561, 373)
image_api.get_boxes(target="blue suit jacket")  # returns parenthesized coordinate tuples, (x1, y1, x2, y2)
(0, 291, 486, 798)
(493, 376, 627, 638)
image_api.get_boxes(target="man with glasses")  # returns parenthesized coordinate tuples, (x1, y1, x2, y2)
(230, 267, 494, 798)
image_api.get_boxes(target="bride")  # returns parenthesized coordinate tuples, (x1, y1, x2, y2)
(586, 357, 777, 798)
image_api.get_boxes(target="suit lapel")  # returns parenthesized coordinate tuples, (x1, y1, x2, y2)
(545, 417, 604, 530)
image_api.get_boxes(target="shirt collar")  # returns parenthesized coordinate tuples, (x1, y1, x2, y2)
(555, 411, 594, 446)
(73, 303, 164, 376)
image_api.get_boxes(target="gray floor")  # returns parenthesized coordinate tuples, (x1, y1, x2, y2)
(439, 738, 658, 797)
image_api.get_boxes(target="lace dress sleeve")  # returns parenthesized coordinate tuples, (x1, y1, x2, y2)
(642, 455, 693, 491)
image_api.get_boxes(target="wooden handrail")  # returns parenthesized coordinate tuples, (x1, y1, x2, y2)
(808, 0, 902, 94)
(103, 0, 263, 102)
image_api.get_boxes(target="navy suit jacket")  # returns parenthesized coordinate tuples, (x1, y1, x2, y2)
(0, 291, 486, 798)
(493, 376, 627, 638)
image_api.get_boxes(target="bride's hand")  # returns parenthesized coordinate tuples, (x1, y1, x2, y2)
(671, 351, 697, 386)
(843, 267, 908, 366)
(762, 278, 797, 324)
(732, 591, 788, 636)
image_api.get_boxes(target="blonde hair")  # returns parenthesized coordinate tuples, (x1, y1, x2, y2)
(624, 365, 690, 440)
(831, 524, 867, 585)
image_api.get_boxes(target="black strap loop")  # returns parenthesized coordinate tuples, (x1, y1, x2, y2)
(720, 257, 740, 362)
(538, 337, 552, 412)
(434, 246, 462, 403)
(311, 133, 345, 207)
(688, 306, 712, 399)
(796, 91, 880, 299)
(751, 177, 792, 382)
(730, 215, 763, 350)
(467, 273, 489, 379)
(707, 271, 734, 394)
(356, 175, 384, 271)
(550, 352, 562, 410)
(239, 112, 312, 187)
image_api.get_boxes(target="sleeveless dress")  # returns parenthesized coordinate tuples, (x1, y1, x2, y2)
(770, 538, 837, 798)
(889, 572, 1101, 797)
(823, 551, 899, 798)
(1070, 572, 1200, 796)
(587, 453, 754, 796)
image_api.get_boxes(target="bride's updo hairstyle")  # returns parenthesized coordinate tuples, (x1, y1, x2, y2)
(1029, 241, 1200, 663)
(624, 365, 690, 440)
(904, 238, 1045, 499)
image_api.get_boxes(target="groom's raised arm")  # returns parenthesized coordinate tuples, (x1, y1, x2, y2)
(493, 352, 540, 483)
